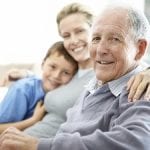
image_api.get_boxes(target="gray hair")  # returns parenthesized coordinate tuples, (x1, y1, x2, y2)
(127, 7, 150, 42)
(101, 4, 150, 42)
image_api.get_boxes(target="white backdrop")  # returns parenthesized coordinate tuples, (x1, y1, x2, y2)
(0, 0, 145, 64)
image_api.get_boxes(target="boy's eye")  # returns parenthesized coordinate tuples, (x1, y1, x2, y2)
(49, 64, 56, 69)
(62, 71, 71, 76)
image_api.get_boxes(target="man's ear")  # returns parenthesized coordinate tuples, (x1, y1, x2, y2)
(135, 39, 147, 60)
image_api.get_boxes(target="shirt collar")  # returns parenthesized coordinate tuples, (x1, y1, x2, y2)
(86, 65, 144, 97)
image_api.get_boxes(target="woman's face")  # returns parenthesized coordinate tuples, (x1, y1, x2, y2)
(59, 14, 91, 63)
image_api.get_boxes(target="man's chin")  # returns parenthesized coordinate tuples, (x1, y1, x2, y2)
(95, 74, 110, 84)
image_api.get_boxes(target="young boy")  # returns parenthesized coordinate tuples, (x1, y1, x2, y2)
(0, 41, 78, 127)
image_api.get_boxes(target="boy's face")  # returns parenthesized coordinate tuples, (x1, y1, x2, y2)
(42, 52, 76, 92)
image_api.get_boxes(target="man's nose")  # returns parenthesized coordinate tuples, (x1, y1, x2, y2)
(96, 39, 109, 54)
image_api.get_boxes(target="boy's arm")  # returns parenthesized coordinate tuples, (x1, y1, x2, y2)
(0, 101, 46, 134)
(0, 68, 34, 87)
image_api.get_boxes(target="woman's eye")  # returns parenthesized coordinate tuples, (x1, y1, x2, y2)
(61, 34, 70, 39)
(75, 28, 85, 35)
(77, 29, 83, 33)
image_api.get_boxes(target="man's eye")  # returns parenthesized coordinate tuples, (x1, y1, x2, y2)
(92, 37, 101, 43)
(113, 37, 120, 41)
(109, 35, 122, 42)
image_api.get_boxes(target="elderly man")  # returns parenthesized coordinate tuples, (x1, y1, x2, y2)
(0, 4, 150, 150)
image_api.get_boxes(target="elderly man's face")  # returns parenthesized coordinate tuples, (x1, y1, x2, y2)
(89, 9, 139, 84)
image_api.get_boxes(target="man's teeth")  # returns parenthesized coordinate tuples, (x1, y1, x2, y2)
(100, 61, 112, 64)
(100, 61, 108, 64)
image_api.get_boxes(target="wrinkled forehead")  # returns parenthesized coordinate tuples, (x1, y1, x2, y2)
(92, 8, 129, 33)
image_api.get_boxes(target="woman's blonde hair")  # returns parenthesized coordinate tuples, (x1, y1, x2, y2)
(56, 2, 94, 32)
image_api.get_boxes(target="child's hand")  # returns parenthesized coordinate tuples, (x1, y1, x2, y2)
(32, 101, 46, 122)
(127, 69, 150, 102)
(0, 68, 29, 87)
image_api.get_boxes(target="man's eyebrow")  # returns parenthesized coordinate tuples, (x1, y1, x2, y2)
(110, 32, 125, 39)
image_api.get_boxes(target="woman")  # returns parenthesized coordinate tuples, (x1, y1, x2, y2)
(23, 3, 95, 138)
